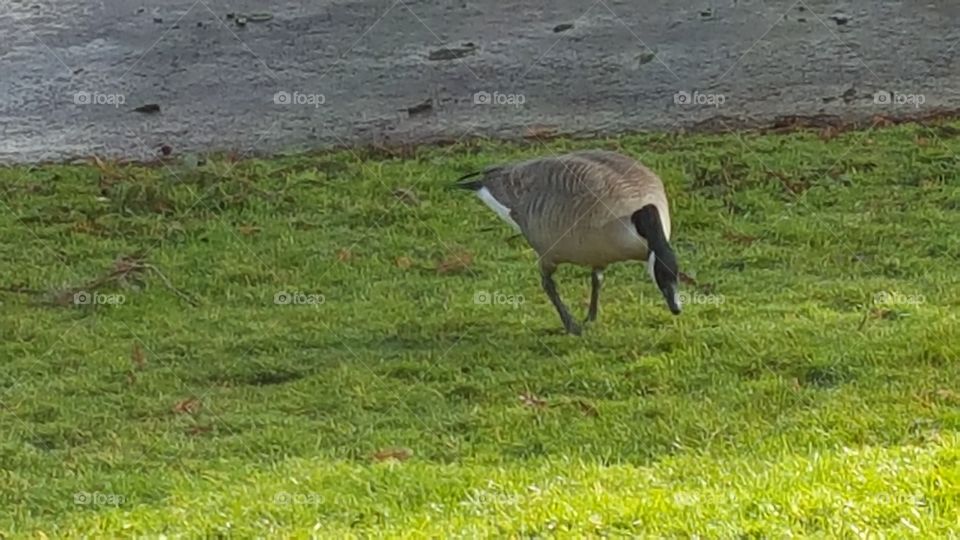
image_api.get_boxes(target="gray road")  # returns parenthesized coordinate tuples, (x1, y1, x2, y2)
(1, 0, 959, 164)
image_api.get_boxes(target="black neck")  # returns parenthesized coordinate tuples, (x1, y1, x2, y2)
(632, 205, 669, 256)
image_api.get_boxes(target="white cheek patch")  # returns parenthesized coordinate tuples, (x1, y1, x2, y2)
(647, 251, 657, 285)
(477, 187, 520, 231)
(673, 290, 682, 308)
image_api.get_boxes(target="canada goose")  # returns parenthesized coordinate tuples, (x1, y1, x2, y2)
(456, 150, 681, 335)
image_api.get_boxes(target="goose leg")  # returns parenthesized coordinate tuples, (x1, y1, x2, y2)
(540, 265, 581, 335)
(587, 268, 604, 323)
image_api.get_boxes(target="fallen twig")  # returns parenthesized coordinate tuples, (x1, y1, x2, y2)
(48, 251, 196, 307)
(141, 262, 197, 306)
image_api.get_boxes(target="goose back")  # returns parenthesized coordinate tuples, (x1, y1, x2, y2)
(472, 150, 671, 267)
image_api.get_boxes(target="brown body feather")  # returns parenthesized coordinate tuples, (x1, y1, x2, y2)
(468, 150, 671, 269)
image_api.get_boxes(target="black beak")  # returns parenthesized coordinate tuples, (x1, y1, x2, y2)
(662, 284, 682, 315)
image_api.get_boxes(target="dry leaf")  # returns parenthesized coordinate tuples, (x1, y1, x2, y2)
(524, 125, 558, 140)
(172, 397, 201, 414)
(70, 219, 104, 235)
(915, 137, 930, 147)
(395, 256, 413, 269)
(818, 126, 838, 141)
(935, 389, 959, 403)
(574, 399, 599, 417)
(769, 171, 808, 195)
(871, 307, 892, 318)
(722, 232, 757, 245)
(238, 225, 261, 236)
(404, 99, 433, 116)
(131, 343, 146, 370)
(871, 115, 893, 128)
(519, 392, 547, 409)
(392, 188, 420, 206)
(373, 447, 413, 462)
(436, 249, 473, 274)
(90, 155, 122, 181)
(185, 425, 213, 436)
(678, 272, 698, 286)
(133, 103, 161, 114)
(336, 248, 353, 262)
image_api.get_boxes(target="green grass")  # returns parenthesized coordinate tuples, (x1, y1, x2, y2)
(2, 123, 960, 537)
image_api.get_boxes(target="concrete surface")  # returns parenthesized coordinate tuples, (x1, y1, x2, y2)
(1, 0, 959, 163)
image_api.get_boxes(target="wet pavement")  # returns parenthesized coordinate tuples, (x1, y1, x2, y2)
(1, 0, 959, 163)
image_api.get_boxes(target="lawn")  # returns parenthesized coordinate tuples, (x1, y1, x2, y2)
(1, 122, 959, 537)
